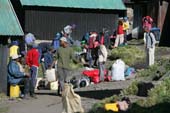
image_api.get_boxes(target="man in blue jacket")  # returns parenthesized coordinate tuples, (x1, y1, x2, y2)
(8, 54, 30, 98)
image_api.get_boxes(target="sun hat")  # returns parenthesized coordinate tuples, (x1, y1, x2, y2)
(11, 54, 21, 60)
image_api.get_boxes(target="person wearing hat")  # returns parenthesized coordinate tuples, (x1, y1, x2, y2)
(55, 37, 77, 96)
(143, 26, 156, 67)
(8, 54, 30, 98)
(26, 43, 40, 98)
(61, 24, 76, 46)
(9, 40, 20, 58)
(88, 32, 98, 67)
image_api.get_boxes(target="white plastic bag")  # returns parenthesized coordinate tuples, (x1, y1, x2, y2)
(111, 59, 125, 81)
(45, 68, 56, 82)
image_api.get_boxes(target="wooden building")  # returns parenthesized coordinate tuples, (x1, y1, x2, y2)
(124, 0, 170, 46)
(0, 0, 24, 94)
(12, 0, 126, 40)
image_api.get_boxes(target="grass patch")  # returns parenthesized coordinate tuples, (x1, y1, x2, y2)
(155, 47, 170, 56)
(89, 58, 170, 113)
(110, 45, 145, 66)
(138, 59, 170, 81)
(89, 95, 121, 113)
(121, 81, 139, 96)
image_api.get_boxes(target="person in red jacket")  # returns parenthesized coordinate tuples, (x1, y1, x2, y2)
(26, 43, 40, 98)
(113, 20, 124, 48)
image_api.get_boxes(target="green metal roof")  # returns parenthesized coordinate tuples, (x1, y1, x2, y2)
(20, 0, 126, 10)
(0, 0, 24, 36)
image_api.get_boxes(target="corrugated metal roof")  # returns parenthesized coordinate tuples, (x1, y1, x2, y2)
(0, 0, 24, 36)
(20, 0, 126, 10)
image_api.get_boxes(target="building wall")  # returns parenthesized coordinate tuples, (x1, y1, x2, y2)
(157, 0, 169, 32)
(24, 8, 122, 40)
(159, 2, 170, 47)
(0, 37, 8, 94)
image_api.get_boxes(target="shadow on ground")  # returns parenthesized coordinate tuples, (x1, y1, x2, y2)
(76, 89, 121, 100)
(35, 90, 57, 96)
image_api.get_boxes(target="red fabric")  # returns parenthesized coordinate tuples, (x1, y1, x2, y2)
(142, 16, 153, 30)
(117, 25, 124, 34)
(82, 69, 110, 83)
(26, 48, 39, 67)
(88, 37, 94, 49)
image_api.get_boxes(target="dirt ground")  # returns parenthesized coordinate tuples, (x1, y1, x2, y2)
(1, 41, 170, 113)
(0, 80, 134, 113)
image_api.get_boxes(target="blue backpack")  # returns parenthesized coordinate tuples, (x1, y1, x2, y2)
(52, 33, 62, 49)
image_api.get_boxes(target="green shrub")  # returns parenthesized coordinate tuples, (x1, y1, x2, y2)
(110, 45, 145, 66)
(138, 59, 170, 80)
(121, 81, 138, 96)
(136, 78, 170, 107)
(138, 64, 158, 77)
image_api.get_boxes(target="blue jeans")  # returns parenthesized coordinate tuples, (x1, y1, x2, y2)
(18, 77, 30, 95)
(30, 66, 38, 94)
(87, 49, 93, 67)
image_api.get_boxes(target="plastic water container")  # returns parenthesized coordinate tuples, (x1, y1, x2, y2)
(10, 85, 20, 98)
(104, 103, 119, 112)
(50, 81, 58, 90)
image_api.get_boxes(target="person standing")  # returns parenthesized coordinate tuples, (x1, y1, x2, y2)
(55, 37, 76, 96)
(24, 32, 36, 53)
(98, 45, 108, 81)
(143, 26, 156, 67)
(113, 20, 124, 48)
(61, 24, 76, 46)
(26, 44, 40, 98)
(123, 17, 130, 45)
(88, 32, 98, 67)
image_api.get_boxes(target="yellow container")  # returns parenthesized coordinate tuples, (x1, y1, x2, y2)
(10, 85, 20, 98)
(104, 103, 119, 112)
